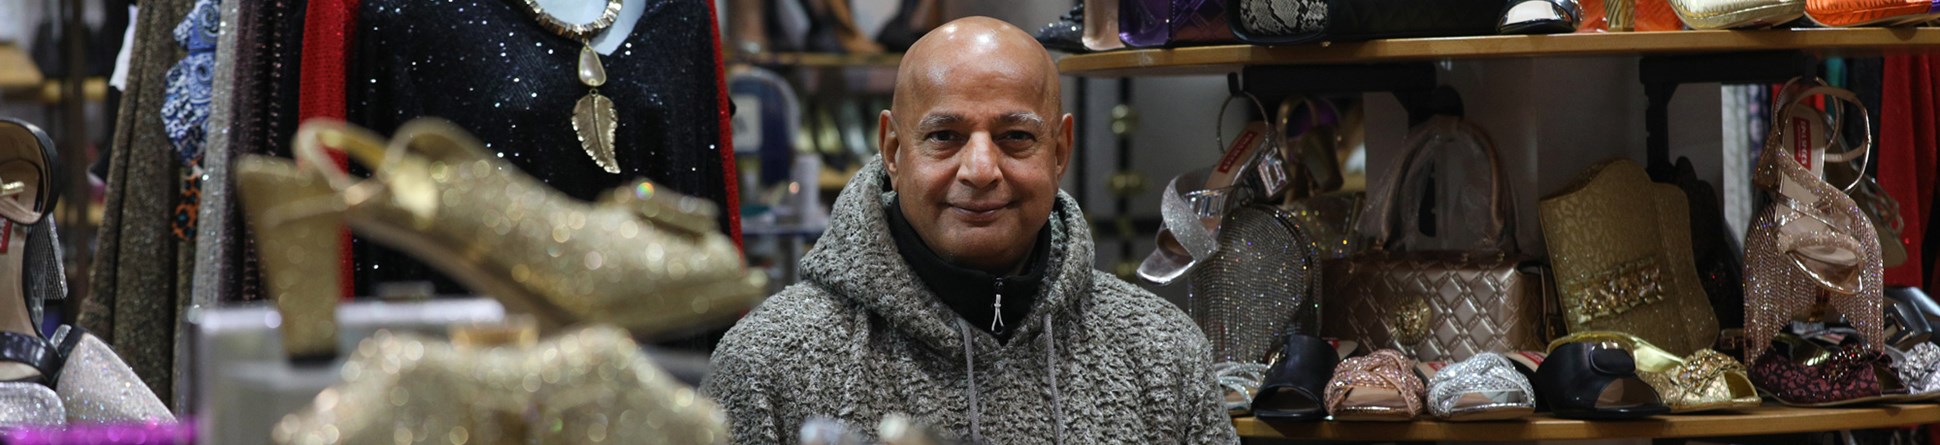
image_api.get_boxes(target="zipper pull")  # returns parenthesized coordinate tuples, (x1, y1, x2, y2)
(992, 278, 1004, 332)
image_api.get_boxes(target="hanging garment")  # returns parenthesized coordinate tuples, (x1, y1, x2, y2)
(83, 0, 198, 406)
(346, 0, 739, 296)
(1880, 55, 1939, 287)
(298, 0, 358, 300)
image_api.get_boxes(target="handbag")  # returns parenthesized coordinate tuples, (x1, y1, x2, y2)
(1120, 0, 1239, 47)
(1540, 159, 1719, 356)
(1274, 97, 1362, 260)
(1228, 0, 1507, 45)
(1665, 157, 1746, 331)
(1320, 116, 1548, 362)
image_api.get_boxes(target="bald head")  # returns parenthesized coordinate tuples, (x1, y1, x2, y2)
(877, 17, 1075, 274)
(893, 17, 1062, 122)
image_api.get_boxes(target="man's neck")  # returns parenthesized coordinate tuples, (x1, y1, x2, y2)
(886, 197, 1053, 342)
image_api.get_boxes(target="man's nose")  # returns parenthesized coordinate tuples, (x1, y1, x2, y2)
(956, 132, 1001, 189)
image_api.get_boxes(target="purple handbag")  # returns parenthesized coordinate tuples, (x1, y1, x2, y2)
(1119, 0, 1239, 47)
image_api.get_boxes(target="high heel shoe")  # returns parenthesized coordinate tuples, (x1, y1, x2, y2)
(0, 119, 170, 424)
(0, 120, 62, 427)
(0, 119, 61, 384)
(1744, 81, 1885, 359)
(236, 119, 766, 345)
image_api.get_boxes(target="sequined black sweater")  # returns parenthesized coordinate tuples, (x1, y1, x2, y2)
(347, 0, 731, 295)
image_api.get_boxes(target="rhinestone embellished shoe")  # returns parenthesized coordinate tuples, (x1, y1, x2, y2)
(1744, 81, 1885, 360)
(1424, 353, 1536, 421)
(237, 119, 766, 347)
(1888, 342, 1940, 400)
(1324, 350, 1425, 421)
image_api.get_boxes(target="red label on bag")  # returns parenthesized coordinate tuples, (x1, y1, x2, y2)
(1216, 129, 1260, 174)
(1792, 116, 1813, 169)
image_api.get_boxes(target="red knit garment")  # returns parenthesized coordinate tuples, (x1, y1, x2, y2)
(298, 0, 359, 300)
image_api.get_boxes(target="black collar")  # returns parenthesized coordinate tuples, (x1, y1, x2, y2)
(887, 196, 1052, 343)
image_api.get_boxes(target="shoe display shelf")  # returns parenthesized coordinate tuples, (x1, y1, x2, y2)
(1057, 28, 1940, 76)
(1057, 27, 1940, 443)
(1235, 404, 1940, 442)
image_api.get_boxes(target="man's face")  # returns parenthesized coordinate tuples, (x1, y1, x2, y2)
(881, 49, 1074, 273)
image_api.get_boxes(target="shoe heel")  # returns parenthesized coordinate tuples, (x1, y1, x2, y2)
(237, 156, 343, 361)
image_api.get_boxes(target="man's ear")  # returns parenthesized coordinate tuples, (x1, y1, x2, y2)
(879, 109, 899, 176)
(1055, 113, 1075, 178)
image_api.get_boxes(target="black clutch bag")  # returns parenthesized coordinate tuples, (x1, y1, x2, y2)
(1228, 0, 1507, 45)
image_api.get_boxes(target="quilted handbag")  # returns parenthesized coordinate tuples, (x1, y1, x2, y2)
(1320, 116, 1549, 362)
(1228, 0, 1508, 45)
(1539, 159, 1718, 356)
(1120, 0, 1240, 47)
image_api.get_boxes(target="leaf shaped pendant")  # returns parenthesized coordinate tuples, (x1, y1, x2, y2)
(572, 43, 619, 174)
(573, 92, 620, 174)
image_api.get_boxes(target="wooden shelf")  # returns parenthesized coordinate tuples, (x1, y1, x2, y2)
(734, 52, 902, 68)
(1059, 28, 1940, 77)
(1235, 403, 1940, 441)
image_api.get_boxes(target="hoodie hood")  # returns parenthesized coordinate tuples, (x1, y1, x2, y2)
(798, 156, 1096, 357)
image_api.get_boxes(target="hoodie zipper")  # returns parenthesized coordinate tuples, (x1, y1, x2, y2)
(991, 277, 1005, 333)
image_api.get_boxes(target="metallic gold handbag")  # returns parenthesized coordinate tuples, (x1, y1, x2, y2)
(1320, 116, 1548, 362)
(1540, 159, 1718, 356)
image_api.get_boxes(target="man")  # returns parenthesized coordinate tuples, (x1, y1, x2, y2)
(704, 17, 1237, 444)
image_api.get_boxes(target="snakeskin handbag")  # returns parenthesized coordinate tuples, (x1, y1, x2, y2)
(1320, 116, 1549, 362)
(1539, 159, 1718, 356)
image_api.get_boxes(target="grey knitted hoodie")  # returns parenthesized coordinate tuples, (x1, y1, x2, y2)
(704, 157, 1239, 445)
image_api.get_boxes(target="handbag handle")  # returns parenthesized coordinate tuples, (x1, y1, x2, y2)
(1364, 115, 1518, 254)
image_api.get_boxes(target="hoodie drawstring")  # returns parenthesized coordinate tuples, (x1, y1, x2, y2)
(958, 319, 983, 444)
(1043, 313, 1065, 445)
(958, 316, 1067, 445)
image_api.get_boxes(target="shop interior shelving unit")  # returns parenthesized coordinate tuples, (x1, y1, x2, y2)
(1058, 28, 1940, 443)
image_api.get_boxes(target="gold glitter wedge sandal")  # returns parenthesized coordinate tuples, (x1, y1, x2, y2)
(238, 118, 766, 340)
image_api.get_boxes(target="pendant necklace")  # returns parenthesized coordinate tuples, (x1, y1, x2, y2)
(518, 0, 625, 174)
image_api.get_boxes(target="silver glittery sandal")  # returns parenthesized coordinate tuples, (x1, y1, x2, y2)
(1424, 353, 1536, 421)
(47, 325, 173, 424)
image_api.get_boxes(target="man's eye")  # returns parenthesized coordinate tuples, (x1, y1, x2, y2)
(925, 131, 963, 143)
(999, 131, 1036, 142)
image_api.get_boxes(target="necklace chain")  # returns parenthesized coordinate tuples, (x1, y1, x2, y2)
(518, 0, 624, 40)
